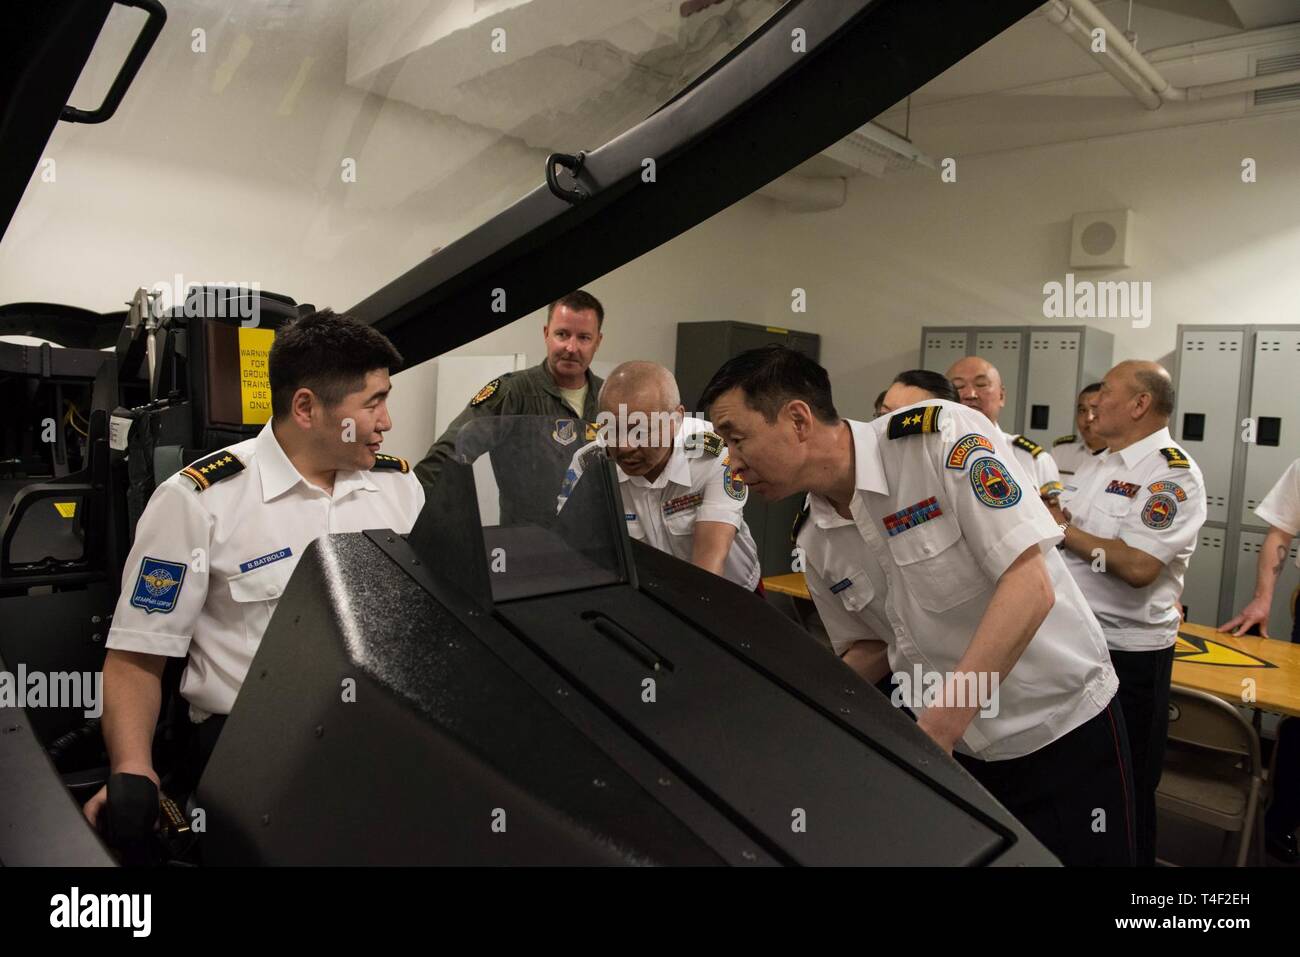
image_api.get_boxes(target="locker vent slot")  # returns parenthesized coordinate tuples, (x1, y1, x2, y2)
(1257, 416, 1281, 447)
(1181, 412, 1206, 441)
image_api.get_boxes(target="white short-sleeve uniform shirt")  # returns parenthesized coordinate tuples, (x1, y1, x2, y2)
(1058, 427, 1207, 651)
(106, 422, 425, 720)
(1256, 458, 1300, 568)
(797, 401, 1117, 761)
(1052, 434, 1101, 477)
(1002, 429, 1063, 498)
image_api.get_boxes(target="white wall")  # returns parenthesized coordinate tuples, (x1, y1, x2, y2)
(755, 111, 1300, 420)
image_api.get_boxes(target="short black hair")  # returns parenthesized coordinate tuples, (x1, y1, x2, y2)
(699, 345, 839, 425)
(269, 309, 403, 418)
(1080, 382, 1102, 396)
(892, 369, 959, 403)
(873, 389, 888, 415)
(548, 290, 604, 329)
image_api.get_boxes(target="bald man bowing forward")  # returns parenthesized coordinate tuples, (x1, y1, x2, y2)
(560, 361, 761, 590)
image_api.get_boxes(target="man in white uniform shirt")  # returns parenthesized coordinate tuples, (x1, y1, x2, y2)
(1052, 382, 1106, 476)
(1053, 360, 1207, 866)
(702, 346, 1132, 866)
(1221, 456, 1300, 860)
(948, 355, 1064, 500)
(561, 361, 760, 591)
(85, 310, 425, 831)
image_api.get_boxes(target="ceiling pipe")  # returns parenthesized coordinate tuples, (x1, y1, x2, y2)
(1045, 0, 1300, 109)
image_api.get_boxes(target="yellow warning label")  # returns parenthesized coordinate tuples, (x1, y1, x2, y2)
(53, 501, 77, 518)
(238, 326, 275, 425)
(1174, 633, 1275, 668)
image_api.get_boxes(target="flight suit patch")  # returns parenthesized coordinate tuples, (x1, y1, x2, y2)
(946, 433, 994, 470)
(969, 456, 1021, 508)
(551, 419, 577, 446)
(887, 406, 941, 439)
(1159, 447, 1191, 469)
(722, 464, 746, 500)
(471, 378, 500, 406)
(882, 497, 943, 537)
(130, 557, 187, 615)
(1106, 480, 1141, 498)
(584, 422, 600, 442)
(1142, 493, 1178, 529)
(1147, 480, 1187, 502)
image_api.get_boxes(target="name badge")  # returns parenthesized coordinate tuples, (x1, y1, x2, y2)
(239, 547, 293, 574)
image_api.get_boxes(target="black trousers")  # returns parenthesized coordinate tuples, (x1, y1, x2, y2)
(1110, 646, 1175, 867)
(956, 698, 1135, 866)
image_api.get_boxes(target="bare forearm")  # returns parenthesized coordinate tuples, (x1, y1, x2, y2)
(919, 550, 1054, 747)
(691, 522, 735, 578)
(1252, 526, 1293, 600)
(101, 650, 166, 773)
(1060, 526, 1155, 587)
(841, 639, 890, 685)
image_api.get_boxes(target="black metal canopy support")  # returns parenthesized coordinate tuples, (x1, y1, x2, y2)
(350, 0, 1042, 368)
(0, 0, 116, 242)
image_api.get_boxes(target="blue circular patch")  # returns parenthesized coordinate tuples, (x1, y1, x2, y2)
(969, 456, 1021, 508)
(1141, 492, 1177, 529)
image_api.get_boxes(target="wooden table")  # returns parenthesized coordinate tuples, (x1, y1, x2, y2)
(1172, 622, 1300, 718)
(763, 574, 1300, 718)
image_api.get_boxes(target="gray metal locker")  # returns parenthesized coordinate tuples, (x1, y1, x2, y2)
(1232, 530, 1300, 640)
(973, 329, 1025, 435)
(1242, 329, 1300, 527)
(1172, 329, 1244, 524)
(920, 329, 973, 384)
(1019, 326, 1114, 450)
(918, 327, 1025, 433)
(1181, 527, 1226, 627)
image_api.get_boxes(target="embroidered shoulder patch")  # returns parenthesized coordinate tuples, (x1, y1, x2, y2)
(1012, 435, 1044, 458)
(888, 405, 941, 439)
(1053, 434, 1076, 447)
(946, 433, 994, 470)
(371, 452, 409, 472)
(1159, 447, 1191, 469)
(1147, 480, 1187, 502)
(131, 557, 186, 614)
(471, 378, 501, 406)
(1142, 493, 1178, 529)
(969, 456, 1022, 508)
(1105, 480, 1141, 498)
(180, 450, 244, 492)
(882, 497, 943, 537)
(683, 431, 724, 457)
(722, 463, 746, 500)
(1040, 480, 1064, 498)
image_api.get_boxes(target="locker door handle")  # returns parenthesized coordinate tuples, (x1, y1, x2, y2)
(583, 611, 674, 672)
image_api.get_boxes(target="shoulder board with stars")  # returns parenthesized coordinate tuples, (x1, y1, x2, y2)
(791, 496, 811, 546)
(1159, 447, 1191, 469)
(180, 450, 245, 492)
(683, 431, 724, 457)
(371, 453, 410, 473)
(887, 405, 942, 439)
(1012, 435, 1044, 458)
(1053, 434, 1076, 447)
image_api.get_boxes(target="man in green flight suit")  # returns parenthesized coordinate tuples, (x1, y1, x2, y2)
(415, 290, 606, 526)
